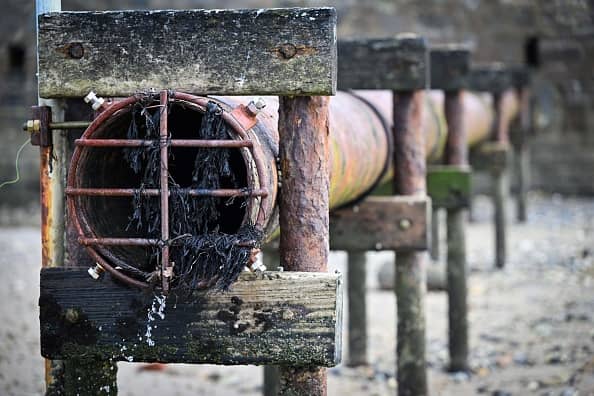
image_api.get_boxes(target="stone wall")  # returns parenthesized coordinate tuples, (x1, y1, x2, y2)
(0, 1, 592, 223)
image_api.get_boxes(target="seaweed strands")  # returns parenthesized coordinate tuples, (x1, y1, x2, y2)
(123, 96, 263, 292)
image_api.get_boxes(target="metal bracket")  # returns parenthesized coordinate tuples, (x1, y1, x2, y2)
(427, 165, 472, 209)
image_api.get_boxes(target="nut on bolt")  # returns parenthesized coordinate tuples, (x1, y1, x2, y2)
(246, 98, 266, 117)
(23, 119, 41, 133)
(84, 91, 106, 111)
(88, 263, 105, 280)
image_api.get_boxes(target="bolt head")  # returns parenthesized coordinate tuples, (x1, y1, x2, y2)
(255, 98, 266, 110)
(67, 42, 84, 59)
(399, 218, 412, 230)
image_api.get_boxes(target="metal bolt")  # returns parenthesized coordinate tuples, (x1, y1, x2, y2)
(255, 97, 266, 110)
(399, 218, 412, 230)
(279, 43, 297, 59)
(246, 98, 266, 117)
(64, 308, 80, 324)
(67, 42, 84, 59)
(84, 91, 105, 111)
(250, 261, 267, 273)
(88, 263, 104, 280)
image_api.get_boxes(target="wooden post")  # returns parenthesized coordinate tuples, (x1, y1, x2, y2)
(468, 65, 514, 269)
(515, 86, 531, 223)
(430, 208, 441, 261)
(346, 251, 367, 366)
(278, 96, 331, 396)
(492, 92, 508, 269)
(444, 91, 469, 372)
(392, 91, 428, 396)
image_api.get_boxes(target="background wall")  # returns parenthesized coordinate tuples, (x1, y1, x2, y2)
(1, 0, 592, 223)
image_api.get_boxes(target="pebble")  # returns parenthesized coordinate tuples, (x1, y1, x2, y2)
(560, 388, 578, 396)
(450, 371, 470, 383)
(527, 380, 540, 391)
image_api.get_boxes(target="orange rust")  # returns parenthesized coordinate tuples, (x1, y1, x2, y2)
(272, 43, 318, 60)
(230, 104, 259, 130)
(40, 147, 52, 268)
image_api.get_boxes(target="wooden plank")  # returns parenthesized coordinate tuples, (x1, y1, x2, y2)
(338, 35, 427, 90)
(40, 268, 343, 366)
(468, 64, 512, 93)
(470, 141, 510, 171)
(38, 8, 337, 98)
(427, 165, 472, 209)
(329, 196, 429, 251)
(509, 66, 530, 88)
(429, 45, 471, 91)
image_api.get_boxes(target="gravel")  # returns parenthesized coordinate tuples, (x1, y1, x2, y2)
(0, 193, 593, 395)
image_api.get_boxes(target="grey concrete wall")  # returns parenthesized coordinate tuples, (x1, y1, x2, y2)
(0, 0, 592, 224)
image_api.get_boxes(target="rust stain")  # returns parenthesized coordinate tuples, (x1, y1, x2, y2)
(272, 43, 318, 60)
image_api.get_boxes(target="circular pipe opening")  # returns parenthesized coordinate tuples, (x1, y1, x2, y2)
(69, 94, 265, 290)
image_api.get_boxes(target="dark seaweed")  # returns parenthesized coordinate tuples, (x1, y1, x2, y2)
(121, 95, 262, 291)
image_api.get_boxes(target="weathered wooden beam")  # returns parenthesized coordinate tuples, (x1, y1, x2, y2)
(337, 35, 427, 90)
(38, 8, 337, 98)
(427, 165, 471, 209)
(468, 64, 512, 93)
(40, 268, 343, 367)
(510, 66, 531, 89)
(329, 196, 429, 251)
(429, 45, 471, 91)
(470, 141, 510, 172)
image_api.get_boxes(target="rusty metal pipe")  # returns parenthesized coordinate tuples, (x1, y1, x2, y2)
(68, 89, 518, 290)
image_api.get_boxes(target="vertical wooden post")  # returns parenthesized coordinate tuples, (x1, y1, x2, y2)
(392, 91, 427, 396)
(515, 87, 531, 223)
(444, 91, 469, 372)
(346, 251, 367, 367)
(492, 93, 508, 269)
(263, 249, 281, 396)
(430, 208, 441, 261)
(278, 95, 330, 396)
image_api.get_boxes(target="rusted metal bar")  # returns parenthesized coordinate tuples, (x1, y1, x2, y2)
(392, 90, 428, 396)
(65, 187, 268, 197)
(78, 237, 256, 248)
(78, 237, 159, 247)
(36, 1, 69, 393)
(159, 90, 171, 294)
(74, 138, 253, 148)
(50, 121, 91, 129)
(277, 95, 331, 395)
(444, 90, 469, 372)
